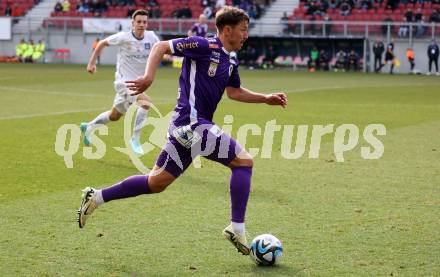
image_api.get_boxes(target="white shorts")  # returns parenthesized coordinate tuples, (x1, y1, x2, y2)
(113, 82, 137, 114)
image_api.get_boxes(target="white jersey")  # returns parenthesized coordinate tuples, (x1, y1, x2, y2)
(106, 30, 160, 83)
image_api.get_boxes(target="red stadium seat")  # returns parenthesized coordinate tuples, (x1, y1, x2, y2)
(53, 48, 70, 62)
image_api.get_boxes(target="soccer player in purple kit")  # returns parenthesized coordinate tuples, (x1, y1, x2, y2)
(187, 14, 208, 37)
(77, 6, 287, 256)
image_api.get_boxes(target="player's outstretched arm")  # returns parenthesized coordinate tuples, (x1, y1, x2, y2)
(226, 86, 288, 108)
(126, 41, 172, 95)
(87, 40, 109, 74)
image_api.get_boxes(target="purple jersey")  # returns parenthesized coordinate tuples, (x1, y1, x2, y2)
(168, 36, 241, 128)
(190, 23, 208, 37)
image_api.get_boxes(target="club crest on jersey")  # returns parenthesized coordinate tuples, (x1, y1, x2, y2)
(229, 64, 233, 76)
(208, 62, 218, 77)
(210, 51, 220, 63)
(145, 43, 151, 50)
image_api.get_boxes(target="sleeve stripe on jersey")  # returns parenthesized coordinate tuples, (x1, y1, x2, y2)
(169, 40, 175, 54)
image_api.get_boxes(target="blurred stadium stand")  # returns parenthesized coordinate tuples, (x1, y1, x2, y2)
(0, 0, 439, 73)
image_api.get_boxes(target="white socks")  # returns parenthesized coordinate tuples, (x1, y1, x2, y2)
(231, 222, 245, 235)
(93, 189, 104, 205)
(86, 107, 148, 141)
(88, 111, 110, 129)
(132, 107, 149, 141)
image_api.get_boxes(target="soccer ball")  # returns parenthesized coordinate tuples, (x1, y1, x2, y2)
(249, 234, 283, 266)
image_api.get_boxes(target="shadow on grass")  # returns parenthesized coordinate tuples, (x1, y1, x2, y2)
(221, 263, 305, 277)
(250, 264, 305, 276)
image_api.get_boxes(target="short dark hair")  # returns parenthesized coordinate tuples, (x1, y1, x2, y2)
(215, 6, 249, 33)
(132, 9, 149, 20)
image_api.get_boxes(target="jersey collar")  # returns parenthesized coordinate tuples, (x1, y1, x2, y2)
(131, 31, 144, 41)
(215, 36, 235, 57)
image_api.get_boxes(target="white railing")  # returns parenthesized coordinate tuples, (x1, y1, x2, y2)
(11, 16, 440, 41)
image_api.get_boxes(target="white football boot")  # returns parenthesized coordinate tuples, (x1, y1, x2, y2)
(77, 187, 99, 228)
(223, 224, 250, 255)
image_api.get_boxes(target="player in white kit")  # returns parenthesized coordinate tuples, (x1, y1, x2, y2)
(81, 9, 160, 155)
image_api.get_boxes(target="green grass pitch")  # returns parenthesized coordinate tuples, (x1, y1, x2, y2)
(0, 63, 439, 276)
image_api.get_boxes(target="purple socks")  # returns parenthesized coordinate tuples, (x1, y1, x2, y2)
(102, 175, 151, 202)
(230, 166, 252, 223)
(100, 167, 252, 224)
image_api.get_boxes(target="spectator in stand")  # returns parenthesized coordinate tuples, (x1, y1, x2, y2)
(329, 0, 338, 9)
(248, 3, 257, 19)
(203, 5, 213, 19)
(201, 0, 210, 7)
(308, 47, 319, 72)
(280, 12, 289, 34)
(373, 39, 385, 73)
(54, 1, 63, 12)
(127, 6, 136, 17)
(149, 5, 161, 18)
(148, 0, 158, 7)
(11, 3, 23, 21)
(398, 17, 409, 38)
(414, 8, 423, 22)
(320, 0, 329, 14)
(427, 39, 439, 75)
(319, 49, 330, 71)
(77, 0, 89, 13)
(404, 9, 413, 22)
(306, 1, 320, 16)
(309, 14, 317, 35)
(119, 0, 135, 5)
(188, 14, 208, 37)
(96, 0, 109, 16)
(359, 0, 372, 11)
(324, 15, 332, 35)
(335, 49, 347, 71)
(430, 9, 440, 23)
(61, 0, 70, 13)
(406, 47, 415, 74)
(381, 17, 392, 36)
(385, 40, 395, 74)
(415, 16, 425, 38)
(216, 0, 226, 9)
(385, 0, 398, 10)
(182, 6, 192, 18)
(5, 3, 12, 16)
(347, 50, 359, 71)
(340, 1, 351, 16)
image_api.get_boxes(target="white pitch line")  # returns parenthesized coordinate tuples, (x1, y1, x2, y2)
(0, 108, 108, 120)
(0, 86, 108, 98)
(284, 83, 426, 94)
(0, 100, 175, 121)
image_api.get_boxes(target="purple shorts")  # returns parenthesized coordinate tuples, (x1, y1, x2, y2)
(156, 121, 243, 178)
